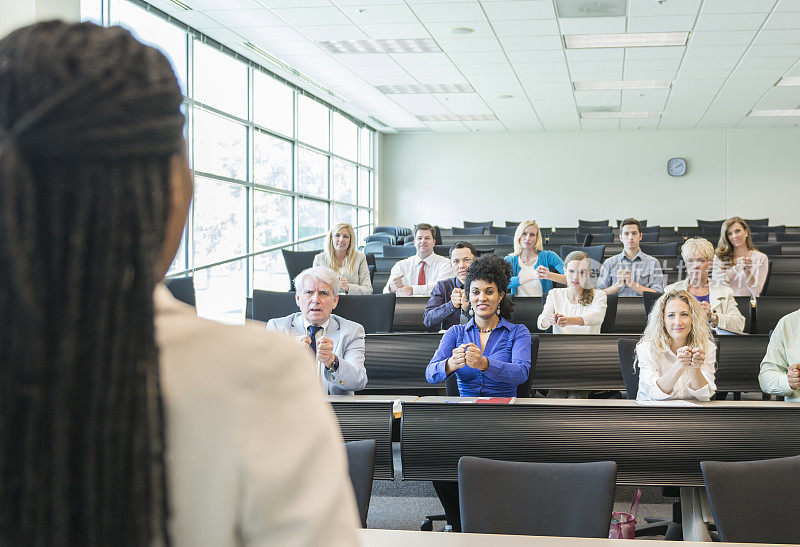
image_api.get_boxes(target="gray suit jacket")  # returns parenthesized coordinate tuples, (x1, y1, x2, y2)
(265, 312, 368, 395)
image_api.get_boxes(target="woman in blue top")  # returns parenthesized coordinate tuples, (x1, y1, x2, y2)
(426, 254, 531, 397)
(504, 219, 566, 296)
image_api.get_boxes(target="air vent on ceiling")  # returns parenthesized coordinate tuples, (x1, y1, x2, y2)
(164, 0, 191, 10)
(318, 39, 440, 54)
(556, 0, 627, 17)
(377, 83, 474, 94)
(397, 127, 434, 133)
(418, 114, 497, 122)
(368, 116, 389, 128)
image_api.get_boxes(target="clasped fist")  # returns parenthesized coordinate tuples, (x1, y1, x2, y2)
(535, 265, 550, 280)
(451, 287, 469, 309)
(736, 256, 753, 271)
(316, 336, 335, 368)
(699, 301, 712, 320)
(449, 343, 488, 371)
(787, 364, 800, 390)
(617, 269, 632, 286)
(392, 276, 412, 295)
(677, 346, 704, 368)
(339, 276, 350, 293)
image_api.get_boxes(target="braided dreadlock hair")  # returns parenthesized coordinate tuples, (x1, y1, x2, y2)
(0, 21, 185, 546)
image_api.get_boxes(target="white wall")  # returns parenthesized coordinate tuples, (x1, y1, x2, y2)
(0, 0, 80, 39)
(378, 128, 800, 229)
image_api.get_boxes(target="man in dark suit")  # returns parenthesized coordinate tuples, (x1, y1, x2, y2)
(423, 242, 477, 330)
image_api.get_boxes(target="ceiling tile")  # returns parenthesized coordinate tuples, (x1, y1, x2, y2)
(625, 46, 686, 60)
(514, 62, 569, 74)
(463, 120, 507, 131)
(174, 11, 225, 29)
(623, 70, 679, 80)
(695, 13, 767, 31)
(738, 56, 796, 71)
(341, 4, 418, 24)
(502, 119, 544, 131)
(482, 1, 555, 20)
(748, 44, 800, 57)
(423, 120, 470, 132)
(622, 89, 669, 110)
(518, 72, 571, 83)
(188, 0, 263, 8)
(411, 2, 486, 22)
(459, 63, 515, 76)
(754, 29, 800, 45)
(492, 20, 560, 37)
(627, 15, 696, 33)
(524, 82, 574, 94)
(689, 30, 758, 46)
(391, 94, 452, 113)
(360, 23, 432, 39)
(565, 48, 624, 62)
(680, 56, 739, 70)
(684, 44, 749, 58)
(257, 0, 332, 7)
(763, 12, 800, 30)
(581, 119, 621, 129)
(425, 22, 497, 40)
(499, 35, 563, 50)
(559, 17, 626, 35)
(677, 68, 733, 79)
(574, 89, 621, 106)
(297, 25, 369, 41)
(436, 37, 503, 52)
(625, 59, 681, 72)
(234, 26, 307, 42)
(700, 0, 775, 13)
(620, 117, 661, 128)
(629, 0, 701, 17)
(259, 40, 325, 56)
(466, 73, 520, 84)
(335, 53, 395, 66)
(389, 52, 451, 65)
(736, 116, 779, 127)
(775, 0, 800, 12)
(272, 7, 352, 25)
(507, 50, 566, 62)
(447, 51, 508, 64)
(360, 71, 418, 84)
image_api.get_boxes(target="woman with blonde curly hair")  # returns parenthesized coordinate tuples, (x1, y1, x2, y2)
(313, 222, 372, 294)
(636, 290, 716, 401)
(712, 216, 768, 297)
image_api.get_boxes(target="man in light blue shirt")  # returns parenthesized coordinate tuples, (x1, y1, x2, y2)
(759, 309, 800, 401)
(597, 218, 664, 297)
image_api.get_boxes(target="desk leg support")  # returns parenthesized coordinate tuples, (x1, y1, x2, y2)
(680, 487, 712, 542)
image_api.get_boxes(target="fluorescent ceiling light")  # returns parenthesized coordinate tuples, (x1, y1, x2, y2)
(318, 39, 440, 54)
(581, 112, 661, 119)
(749, 109, 800, 117)
(573, 80, 672, 91)
(418, 114, 497, 122)
(377, 83, 474, 94)
(776, 77, 800, 87)
(449, 27, 475, 35)
(565, 32, 689, 49)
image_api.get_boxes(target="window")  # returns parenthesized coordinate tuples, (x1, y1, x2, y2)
(333, 204, 357, 228)
(254, 130, 291, 190)
(297, 147, 328, 198)
(298, 94, 329, 151)
(333, 112, 358, 162)
(192, 177, 246, 267)
(358, 167, 370, 208)
(254, 71, 294, 137)
(360, 126, 373, 167)
(332, 158, 357, 205)
(298, 198, 328, 240)
(193, 109, 246, 179)
(254, 191, 292, 251)
(194, 41, 247, 119)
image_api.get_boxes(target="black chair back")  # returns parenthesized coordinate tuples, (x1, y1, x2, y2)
(345, 439, 377, 528)
(743, 218, 769, 226)
(760, 260, 772, 297)
(776, 232, 800, 242)
(496, 235, 514, 245)
(434, 225, 443, 245)
(365, 233, 394, 245)
(489, 225, 517, 235)
(751, 231, 768, 242)
(509, 296, 547, 333)
(617, 338, 640, 399)
(757, 243, 782, 256)
(365, 253, 376, 283)
(445, 371, 459, 396)
(578, 220, 610, 228)
(245, 297, 253, 319)
(600, 293, 618, 333)
(578, 225, 613, 234)
(576, 231, 612, 244)
(452, 226, 485, 236)
(464, 221, 493, 229)
(282, 249, 318, 291)
(618, 219, 647, 227)
(640, 242, 678, 256)
(753, 296, 800, 334)
(374, 226, 398, 236)
(335, 293, 396, 334)
(559, 245, 605, 268)
(642, 291, 663, 318)
(164, 276, 195, 307)
(701, 455, 800, 544)
(641, 231, 659, 242)
(643, 224, 658, 232)
(382, 245, 415, 258)
(252, 289, 298, 323)
(458, 457, 617, 537)
(505, 221, 520, 228)
(433, 244, 450, 257)
(363, 241, 385, 257)
(697, 219, 724, 232)
(701, 225, 722, 236)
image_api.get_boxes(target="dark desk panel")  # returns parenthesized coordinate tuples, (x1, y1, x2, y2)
(611, 297, 647, 333)
(329, 396, 414, 480)
(362, 333, 443, 392)
(400, 398, 800, 486)
(534, 334, 636, 390)
(393, 297, 435, 332)
(768, 255, 800, 273)
(764, 272, 800, 296)
(754, 296, 800, 334)
(716, 335, 770, 392)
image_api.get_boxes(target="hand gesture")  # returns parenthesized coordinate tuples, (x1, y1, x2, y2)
(555, 313, 570, 327)
(316, 336, 335, 367)
(689, 347, 705, 368)
(736, 256, 752, 271)
(297, 335, 312, 347)
(390, 275, 405, 292)
(464, 343, 488, 370)
(535, 265, 550, 280)
(699, 300, 712, 320)
(617, 269, 632, 286)
(676, 346, 693, 367)
(339, 276, 350, 293)
(788, 364, 800, 390)
(449, 344, 468, 370)
(397, 285, 413, 296)
(451, 287, 463, 308)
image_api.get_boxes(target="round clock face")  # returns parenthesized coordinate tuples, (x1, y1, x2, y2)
(667, 157, 686, 177)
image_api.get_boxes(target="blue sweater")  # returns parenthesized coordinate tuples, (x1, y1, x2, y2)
(504, 251, 565, 296)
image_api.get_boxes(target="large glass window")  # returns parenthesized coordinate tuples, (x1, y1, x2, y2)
(298, 94, 329, 151)
(194, 41, 248, 119)
(297, 147, 328, 198)
(298, 198, 328, 240)
(193, 109, 246, 179)
(254, 71, 294, 138)
(254, 130, 291, 190)
(333, 158, 357, 205)
(333, 112, 358, 162)
(192, 177, 247, 267)
(254, 191, 292, 251)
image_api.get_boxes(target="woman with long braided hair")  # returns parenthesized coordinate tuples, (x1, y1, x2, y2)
(0, 21, 358, 546)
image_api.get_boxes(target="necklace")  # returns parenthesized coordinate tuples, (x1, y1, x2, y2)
(477, 326, 495, 333)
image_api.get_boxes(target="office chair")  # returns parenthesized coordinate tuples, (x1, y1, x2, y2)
(576, 231, 613, 244)
(640, 242, 678, 256)
(363, 241, 385, 257)
(382, 245, 415, 258)
(757, 243, 782, 256)
(751, 231, 769, 243)
(164, 276, 196, 307)
(365, 233, 395, 245)
(463, 221, 493, 230)
(334, 293, 396, 334)
(458, 457, 617, 537)
(600, 293, 618, 333)
(559, 245, 605, 267)
(742, 218, 769, 226)
(281, 249, 318, 291)
(641, 231, 659, 242)
(617, 338, 639, 400)
(578, 219, 610, 229)
(496, 235, 514, 245)
(776, 232, 800, 242)
(345, 439, 377, 528)
(760, 260, 772, 297)
(251, 289, 298, 323)
(642, 290, 664, 318)
(364, 252, 376, 283)
(489, 225, 517, 235)
(452, 226, 485, 236)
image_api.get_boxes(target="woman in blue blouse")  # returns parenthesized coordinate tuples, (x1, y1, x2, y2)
(426, 254, 531, 397)
(504, 219, 566, 297)
(425, 253, 531, 532)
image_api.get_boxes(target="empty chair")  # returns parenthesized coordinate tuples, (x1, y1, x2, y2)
(743, 218, 769, 226)
(577, 225, 613, 234)
(642, 290, 663, 318)
(489, 225, 517, 235)
(559, 245, 605, 267)
(644, 225, 660, 234)
(334, 293, 396, 334)
(365, 253, 376, 283)
(700, 225, 722, 236)
(433, 244, 450, 257)
(505, 221, 520, 228)
(641, 242, 678, 256)
(282, 249, 318, 291)
(576, 232, 613, 244)
(382, 245, 416, 258)
(363, 241, 385, 257)
(578, 219, 610, 229)
(373, 226, 398, 237)
(697, 219, 724, 232)
(251, 289, 298, 323)
(459, 457, 617, 537)
(164, 276, 195, 307)
(776, 232, 800, 242)
(754, 296, 800, 334)
(617, 338, 640, 399)
(751, 231, 769, 243)
(641, 231, 659, 242)
(758, 243, 782, 256)
(701, 455, 800, 544)
(760, 259, 772, 297)
(463, 221, 493, 230)
(345, 439, 377, 528)
(365, 233, 394, 245)
(451, 226, 485, 236)
(496, 235, 514, 245)
(600, 293, 618, 333)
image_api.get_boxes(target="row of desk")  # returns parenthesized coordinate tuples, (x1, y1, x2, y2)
(329, 396, 800, 488)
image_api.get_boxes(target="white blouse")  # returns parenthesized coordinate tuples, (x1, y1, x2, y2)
(313, 251, 373, 295)
(711, 250, 768, 298)
(536, 288, 607, 334)
(636, 340, 717, 402)
(516, 263, 543, 297)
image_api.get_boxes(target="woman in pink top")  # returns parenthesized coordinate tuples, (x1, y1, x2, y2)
(712, 217, 768, 298)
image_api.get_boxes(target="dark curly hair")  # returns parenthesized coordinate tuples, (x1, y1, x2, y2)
(464, 254, 514, 320)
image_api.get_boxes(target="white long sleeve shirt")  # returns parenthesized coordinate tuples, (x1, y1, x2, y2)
(711, 250, 768, 298)
(636, 340, 717, 402)
(537, 288, 607, 334)
(383, 253, 455, 296)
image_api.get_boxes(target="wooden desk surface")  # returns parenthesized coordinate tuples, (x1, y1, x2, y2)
(358, 529, 783, 546)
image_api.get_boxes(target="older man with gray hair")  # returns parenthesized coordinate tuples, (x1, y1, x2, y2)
(266, 267, 367, 395)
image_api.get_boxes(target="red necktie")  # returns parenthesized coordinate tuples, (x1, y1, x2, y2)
(417, 261, 426, 285)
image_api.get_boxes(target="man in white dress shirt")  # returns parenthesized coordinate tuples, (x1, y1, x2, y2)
(267, 267, 367, 395)
(383, 223, 455, 296)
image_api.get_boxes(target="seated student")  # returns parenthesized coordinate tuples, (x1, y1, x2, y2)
(664, 238, 745, 333)
(758, 308, 800, 401)
(267, 267, 367, 395)
(384, 223, 454, 296)
(313, 222, 372, 294)
(597, 218, 664, 296)
(636, 290, 717, 401)
(425, 254, 531, 532)
(505, 219, 566, 296)
(0, 22, 359, 545)
(712, 216, 768, 298)
(423, 241, 476, 330)
(537, 251, 608, 334)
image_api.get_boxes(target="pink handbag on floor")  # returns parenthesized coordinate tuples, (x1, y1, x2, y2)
(609, 488, 641, 539)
